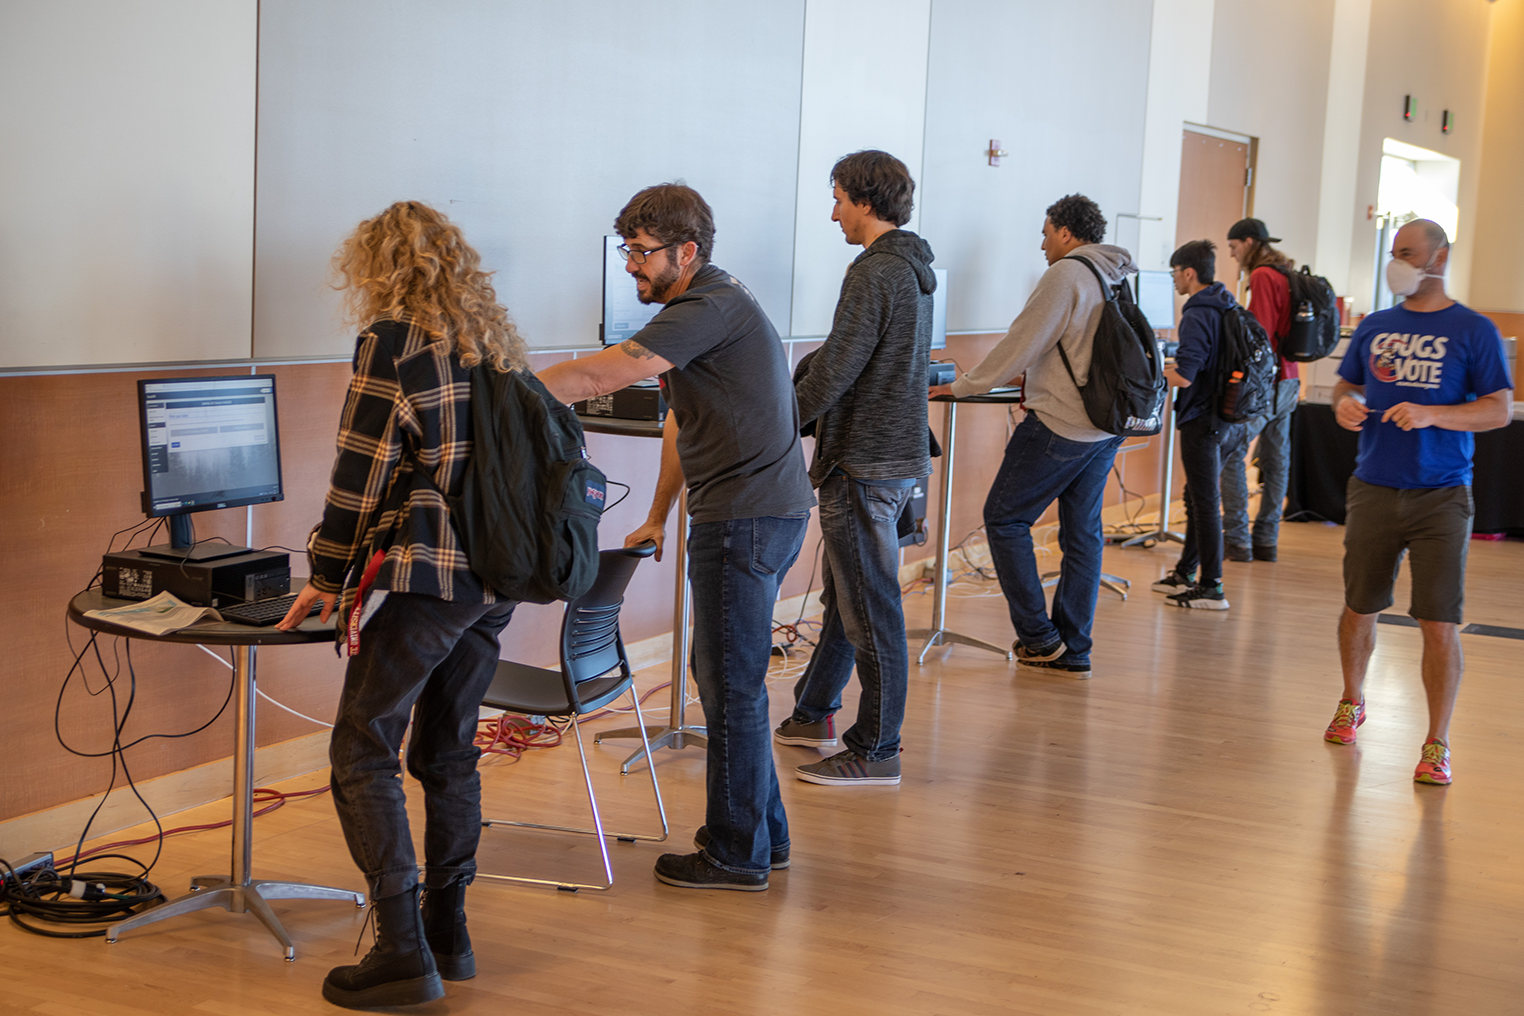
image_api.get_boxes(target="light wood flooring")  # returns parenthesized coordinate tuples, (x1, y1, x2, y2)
(2, 523, 1522, 1015)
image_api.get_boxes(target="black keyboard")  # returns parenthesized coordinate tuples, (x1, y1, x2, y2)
(219, 593, 322, 627)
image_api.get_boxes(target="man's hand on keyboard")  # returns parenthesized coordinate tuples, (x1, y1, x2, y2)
(277, 583, 336, 630)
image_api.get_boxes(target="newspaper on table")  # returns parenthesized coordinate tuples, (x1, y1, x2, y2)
(83, 591, 223, 636)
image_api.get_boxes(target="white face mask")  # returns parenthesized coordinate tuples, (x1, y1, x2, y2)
(1385, 251, 1443, 298)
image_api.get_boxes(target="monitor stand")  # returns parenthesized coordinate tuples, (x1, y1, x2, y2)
(137, 514, 251, 562)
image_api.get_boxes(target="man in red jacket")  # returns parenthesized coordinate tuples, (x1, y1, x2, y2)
(1221, 218, 1301, 563)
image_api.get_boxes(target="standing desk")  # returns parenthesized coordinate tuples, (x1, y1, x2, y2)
(907, 392, 1020, 665)
(66, 591, 365, 960)
(576, 416, 706, 774)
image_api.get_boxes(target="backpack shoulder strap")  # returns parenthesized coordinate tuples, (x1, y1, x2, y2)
(1060, 255, 1113, 301)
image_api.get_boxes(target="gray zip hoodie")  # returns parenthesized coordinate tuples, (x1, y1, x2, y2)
(950, 243, 1137, 443)
(794, 229, 936, 485)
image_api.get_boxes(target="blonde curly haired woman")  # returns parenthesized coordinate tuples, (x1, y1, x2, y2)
(280, 200, 526, 1007)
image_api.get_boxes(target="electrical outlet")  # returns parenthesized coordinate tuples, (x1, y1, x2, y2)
(2, 851, 54, 890)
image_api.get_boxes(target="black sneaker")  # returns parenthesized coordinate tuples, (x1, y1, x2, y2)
(1018, 656, 1092, 679)
(654, 851, 768, 891)
(1150, 570, 1194, 593)
(1252, 543, 1277, 562)
(1013, 638, 1065, 664)
(1225, 544, 1254, 563)
(693, 826, 790, 869)
(1166, 583, 1230, 610)
(773, 714, 838, 747)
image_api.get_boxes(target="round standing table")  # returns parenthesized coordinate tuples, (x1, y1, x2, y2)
(67, 591, 365, 960)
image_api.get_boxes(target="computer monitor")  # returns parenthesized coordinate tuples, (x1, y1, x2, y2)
(601, 234, 660, 345)
(137, 374, 284, 561)
(1135, 269, 1176, 331)
(931, 268, 948, 350)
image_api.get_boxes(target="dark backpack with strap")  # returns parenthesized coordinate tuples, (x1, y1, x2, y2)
(1273, 264, 1339, 361)
(1055, 256, 1166, 437)
(1215, 304, 1278, 424)
(414, 366, 607, 604)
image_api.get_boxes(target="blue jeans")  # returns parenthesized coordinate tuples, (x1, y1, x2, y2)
(790, 474, 914, 763)
(329, 592, 516, 900)
(982, 414, 1123, 664)
(687, 512, 809, 875)
(1174, 414, 1244, 586)
(1222, 377, 1300, 548)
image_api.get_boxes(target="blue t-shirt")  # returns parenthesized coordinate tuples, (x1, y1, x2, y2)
(1337, 302, 1513, 489)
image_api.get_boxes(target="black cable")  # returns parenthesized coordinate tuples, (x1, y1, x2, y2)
(2, 856, 163, 938)
(602, 479, 632, 514)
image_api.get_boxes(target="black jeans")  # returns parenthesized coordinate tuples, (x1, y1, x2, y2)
(1175, 414, 1244, 587)
(328, 591, 516, 901)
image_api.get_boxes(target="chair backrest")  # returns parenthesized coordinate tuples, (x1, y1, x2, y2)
(559, 542, 656, 705)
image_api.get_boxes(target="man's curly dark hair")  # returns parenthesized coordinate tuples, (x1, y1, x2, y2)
(1045, 194, 1107, 245)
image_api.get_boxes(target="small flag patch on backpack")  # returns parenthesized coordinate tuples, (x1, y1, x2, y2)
(585, 481, 606, 507)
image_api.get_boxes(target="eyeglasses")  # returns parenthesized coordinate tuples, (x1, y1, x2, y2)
(617, 241, 678, 265)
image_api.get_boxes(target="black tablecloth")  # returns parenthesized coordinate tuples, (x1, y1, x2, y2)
(1286, 402, 1524, 535)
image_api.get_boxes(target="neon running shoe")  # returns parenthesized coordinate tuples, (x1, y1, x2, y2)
(1414, 738, 1452, 785)
(1324, 698, 1366, 745)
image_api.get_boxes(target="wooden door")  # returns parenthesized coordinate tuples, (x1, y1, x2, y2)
(1176, 130, 1253, 298)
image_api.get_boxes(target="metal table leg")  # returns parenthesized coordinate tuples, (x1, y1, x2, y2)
(106, 645, 364, 959)
(1121, 397, 1185, 548)
(906, 400, 1015, 665)
(597, 489, 707, 773)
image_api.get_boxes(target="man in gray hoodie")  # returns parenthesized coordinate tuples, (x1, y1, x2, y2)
(774, 150, 935, 786)
(931, 194, 1132, 679)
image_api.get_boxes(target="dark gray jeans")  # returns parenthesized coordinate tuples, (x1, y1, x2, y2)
(328, 591, 516, 901)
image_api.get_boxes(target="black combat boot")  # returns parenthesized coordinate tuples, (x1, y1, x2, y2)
(421, 877, 475, 980)
(322, 886, 444, 1008)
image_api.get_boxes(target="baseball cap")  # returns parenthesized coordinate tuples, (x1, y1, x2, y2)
(1227, 218, 1281, 243)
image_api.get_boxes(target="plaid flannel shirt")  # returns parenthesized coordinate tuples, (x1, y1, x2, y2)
(308, 318, 492, 612)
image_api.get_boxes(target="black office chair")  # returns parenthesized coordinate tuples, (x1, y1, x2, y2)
(476, 542, 668, 891)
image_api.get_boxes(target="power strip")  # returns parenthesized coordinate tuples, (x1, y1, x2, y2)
(1, 851, 55, 890)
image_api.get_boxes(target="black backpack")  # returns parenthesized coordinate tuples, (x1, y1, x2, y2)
(1055, 256, 1166, 437)
(1273, 264, 1339, 361)
(1215, 304, 1278, 424)
(412, 366, 606, 604)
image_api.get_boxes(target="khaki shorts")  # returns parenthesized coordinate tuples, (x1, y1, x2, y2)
(1342, 476, 1473, 624)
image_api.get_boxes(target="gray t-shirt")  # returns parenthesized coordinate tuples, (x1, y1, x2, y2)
(633, 263, 815, 524)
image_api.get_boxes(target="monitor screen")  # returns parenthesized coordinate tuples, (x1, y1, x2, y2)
(931, 267, 948, 350)
(601, 235, 661, 345)
(1135, 269, 1176, 331)
(139, 374, 283, 518)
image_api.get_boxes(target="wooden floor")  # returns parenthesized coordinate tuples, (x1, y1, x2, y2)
(3, 523, 1523, 1015)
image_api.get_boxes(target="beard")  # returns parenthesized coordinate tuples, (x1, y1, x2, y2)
(635, 254, 683, 305)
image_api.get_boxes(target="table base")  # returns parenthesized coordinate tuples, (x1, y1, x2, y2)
(106, 875, 364, 960)
(597, 725, 708, 774)
(906, 627, 1013, 666)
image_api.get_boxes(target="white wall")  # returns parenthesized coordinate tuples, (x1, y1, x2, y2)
(1312, 0, 1373, 297)
(789, 0, 931, 339)
(1205, 0, 1337, 274)
(919, 0, 1154, 333)
(253, 0, 807, 359)
(1346, 0, 1492, 313)
(0, 0, 256, 370)
(1136, 0, 1216, 273)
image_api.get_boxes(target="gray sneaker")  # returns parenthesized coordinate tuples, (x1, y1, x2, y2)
(795, 749, 901, 786)
(774, 714, 838, 747)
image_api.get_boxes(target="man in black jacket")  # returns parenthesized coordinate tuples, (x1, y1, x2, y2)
(774, 150, 935, 786)
(1153, 239, 1243, 610)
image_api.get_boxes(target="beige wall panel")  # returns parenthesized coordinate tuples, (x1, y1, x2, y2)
(0, 1, 257, 369)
